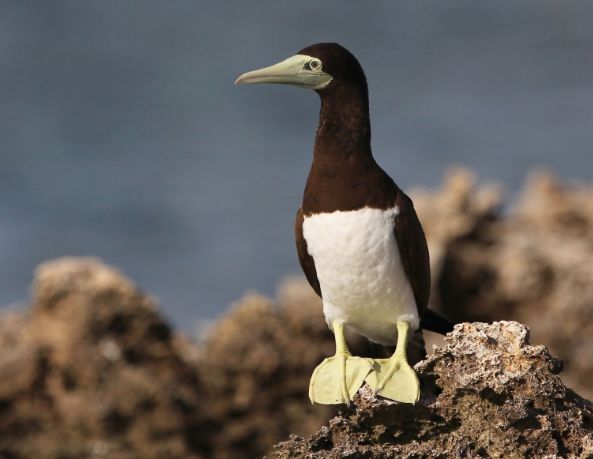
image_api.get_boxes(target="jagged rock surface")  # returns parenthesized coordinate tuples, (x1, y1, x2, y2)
(272, 321, 593, 459)
(413, 170, 593, 399)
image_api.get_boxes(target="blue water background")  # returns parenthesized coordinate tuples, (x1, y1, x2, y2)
(1, 1, 592, 330)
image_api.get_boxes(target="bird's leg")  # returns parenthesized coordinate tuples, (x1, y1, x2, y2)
(365, 320, 420, 404)
(308, 321, 373, 405)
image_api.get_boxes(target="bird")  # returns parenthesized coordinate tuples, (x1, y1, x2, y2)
(235, 43, 453, 405)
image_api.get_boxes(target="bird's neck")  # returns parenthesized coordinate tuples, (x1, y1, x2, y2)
(302, 83, 395, 213)
(313, 83, 372, 160)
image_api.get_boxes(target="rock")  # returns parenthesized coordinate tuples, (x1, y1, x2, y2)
(195, 285, 335, 459)
(0, 258, 461, 459)
(272, 321, 593, 459)
(0, 257, 205, 459)
(2, 168, 593, 458)
(412, 169, 593, 400)
(0, 260, 340, 459)
(195, 278, 389, 459)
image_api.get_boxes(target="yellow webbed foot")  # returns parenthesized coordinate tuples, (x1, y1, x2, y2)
(365, 320, 421, 404)
(365, 354, 420, 403)
(309, 354, 372, 405)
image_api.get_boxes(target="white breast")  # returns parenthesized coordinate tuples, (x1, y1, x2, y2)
(302, 206, 419, 345)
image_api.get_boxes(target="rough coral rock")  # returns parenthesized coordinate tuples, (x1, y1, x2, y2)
(272, 321, 593, 459)
(412, 169, 593, 400)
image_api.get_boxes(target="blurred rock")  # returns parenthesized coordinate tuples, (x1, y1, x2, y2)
(0, 257, 205, 459)
(195, 277, 395, 459)
(272, 321, 593, 458)
(0, 259, 338, 459)
(2, 169, 593, 458)
(195, 284, 334, 459)
(412, 169, 593, 399)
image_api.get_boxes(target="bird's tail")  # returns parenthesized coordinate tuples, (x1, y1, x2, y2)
(421, 308, 455, 335)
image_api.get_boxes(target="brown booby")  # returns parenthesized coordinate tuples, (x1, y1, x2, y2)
(236, 43, 453, 405)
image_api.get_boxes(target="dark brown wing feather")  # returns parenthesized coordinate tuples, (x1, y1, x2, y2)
(393, 191, 431, 317)
(295, 208, 321, 297)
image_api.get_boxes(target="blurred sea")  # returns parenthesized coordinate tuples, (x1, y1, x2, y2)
(2, 1, 592, 331)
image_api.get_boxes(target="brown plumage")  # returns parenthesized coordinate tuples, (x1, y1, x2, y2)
(292, 43, 451, 336)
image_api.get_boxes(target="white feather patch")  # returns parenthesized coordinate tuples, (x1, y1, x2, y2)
(302, 206, 419, 345)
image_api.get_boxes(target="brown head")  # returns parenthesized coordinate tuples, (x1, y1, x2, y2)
(235, 43, 371, 155)
(296, 43, 368, 98)
(236, 42, 367, 97)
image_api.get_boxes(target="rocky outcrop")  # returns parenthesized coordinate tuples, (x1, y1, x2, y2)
(194, 278, 394, 459)
(0, 257, 206, 459)
(0, 259, 338, 459)
(1, 170, 593, 458)
(413, 169, 593, 399)
(272, 321, 593, 458)
(194, 284, 334, 459)
(5, 259, 591, 459)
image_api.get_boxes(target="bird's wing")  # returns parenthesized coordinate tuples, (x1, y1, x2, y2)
(393, 191, 431, 317)
(295, 208, 322, 297)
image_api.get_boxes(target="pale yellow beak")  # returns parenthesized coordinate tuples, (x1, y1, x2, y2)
(235, 54, 332, 90)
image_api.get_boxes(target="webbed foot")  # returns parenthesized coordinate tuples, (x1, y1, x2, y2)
(309, 354, 372, 404)
(365, 320, 420, 404)
(309, 321, 372, 405)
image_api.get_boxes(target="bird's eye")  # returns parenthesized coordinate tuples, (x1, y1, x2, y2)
(306, 59, 322, 72)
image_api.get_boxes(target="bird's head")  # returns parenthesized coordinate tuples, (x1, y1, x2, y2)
(235, 43, 366, 94)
